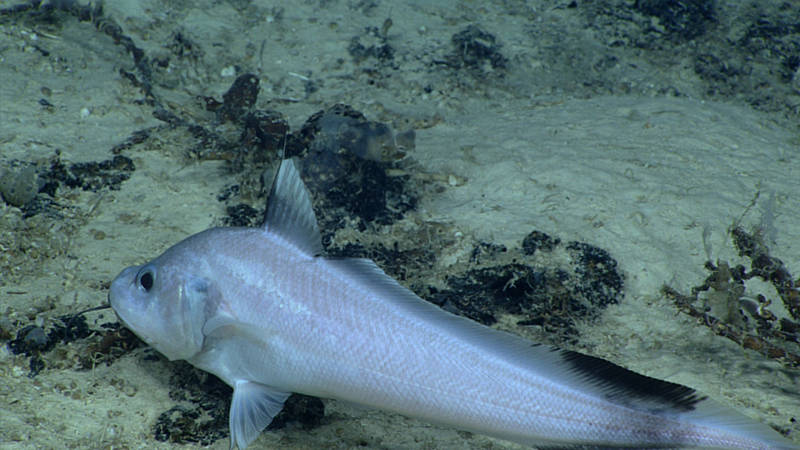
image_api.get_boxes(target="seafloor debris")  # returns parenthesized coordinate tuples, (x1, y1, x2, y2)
(7, 314, 93, 377)
(430, 230, 624, 344)
(41, 154, 135, 194)
(663, 226, 800, 368)
(218, 73, 260, 123)
(634, 0, 715, 42)
(348, 19, 395, 66)
(285, 104, 415, 230)
(448, 25, 508, 73)
(1, 152, 133, 214)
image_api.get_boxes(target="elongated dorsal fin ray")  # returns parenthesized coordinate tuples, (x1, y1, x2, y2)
(263, 159, 322, 256)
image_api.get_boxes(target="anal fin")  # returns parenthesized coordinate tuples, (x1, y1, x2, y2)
(229, 380, 290, 449)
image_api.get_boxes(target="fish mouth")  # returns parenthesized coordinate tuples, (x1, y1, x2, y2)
(108, 266, 141, 330)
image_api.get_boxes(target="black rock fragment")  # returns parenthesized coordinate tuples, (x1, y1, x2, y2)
(450, 25, 508, 71)
(267, 394, 325, 431)
(223, 204, 261, 227)
(566, 241, 624, 309)
(218, 74, 260, 123)
(6, 314, 93, 377)
(430, 233, 623, 343)
(9, 326, 49, 355)
(8, 314, 91, 358)
(522, 230, 561, 255)
(39, 154, 135, 196)
(287, 104, 415, 232)
(154, 363, 230, 445)
(634, 0, 715, 41)
(240, 109, 289, 160)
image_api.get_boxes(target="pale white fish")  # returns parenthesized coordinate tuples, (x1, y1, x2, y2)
(109, 159, 796, 449)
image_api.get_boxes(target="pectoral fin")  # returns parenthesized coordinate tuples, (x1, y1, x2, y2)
(229, 380, 290, 449)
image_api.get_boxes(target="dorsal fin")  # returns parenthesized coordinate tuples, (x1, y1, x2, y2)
(263, 159, 322, 256)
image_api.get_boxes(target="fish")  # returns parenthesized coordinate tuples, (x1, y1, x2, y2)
(109, 158, 796, 449)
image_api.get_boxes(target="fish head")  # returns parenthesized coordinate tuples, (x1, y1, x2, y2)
(109, 241, 217, 361)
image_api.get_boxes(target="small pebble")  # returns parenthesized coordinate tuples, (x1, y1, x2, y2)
(23, 326, 48, 350)
(0, 165, 38, 207)
(220, 66, 236, 77)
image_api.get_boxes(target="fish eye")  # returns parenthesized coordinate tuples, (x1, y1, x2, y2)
(137, 267, 155, 292)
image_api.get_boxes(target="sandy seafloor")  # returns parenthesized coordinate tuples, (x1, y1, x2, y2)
(1, 0, 800, 448)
